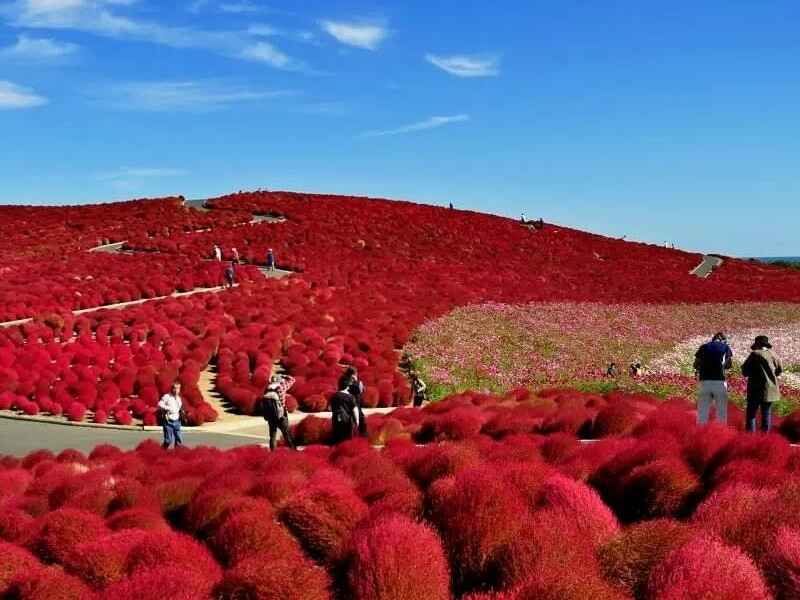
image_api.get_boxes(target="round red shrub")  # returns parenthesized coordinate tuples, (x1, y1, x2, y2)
(216, 555, 331, 600)
(106, 508, 169, 532)
(293, 415, 333, 446)
(211, 508, 301, 567)
(646, 537, 771, 600)
(763, 526, 800, 599)
(125, 530, 222, 583)
(66, 402, 87, 422)
(6, 565, 93, 600)
(616, 458, 700, 522)
(592, 401, 640, 438)
(347, 514, 450, 600)
(97, 565, 218, 600)
(0, 541, 42, 594)
(32, 507, 108, 563)
(279, 482, 368, 564)
(598, 519, 695, 598)
(62, 529, 148, 588)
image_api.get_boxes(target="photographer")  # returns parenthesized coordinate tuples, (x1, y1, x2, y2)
(262, 374, 297, 451)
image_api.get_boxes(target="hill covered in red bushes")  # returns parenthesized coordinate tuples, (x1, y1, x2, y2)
(2, 190, 800, 424)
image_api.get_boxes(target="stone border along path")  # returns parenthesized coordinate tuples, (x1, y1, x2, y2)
(690, 255, 724, 278)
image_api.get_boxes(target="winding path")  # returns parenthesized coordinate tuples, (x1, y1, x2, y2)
(690, 255, 724, 278)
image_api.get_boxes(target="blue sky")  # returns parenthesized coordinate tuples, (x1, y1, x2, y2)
(1, 1, 799, 257)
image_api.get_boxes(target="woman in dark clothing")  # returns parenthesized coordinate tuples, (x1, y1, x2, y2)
(330, 385, 358, 443)
(741, 335, 783, 433)
(338, 367, 367, 437)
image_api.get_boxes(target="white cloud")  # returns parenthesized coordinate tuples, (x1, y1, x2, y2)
(2, 0, 302, 70)
(240, 41, 292, 68)
(99, 80, 296, 111)
(0, 80, 47, 109)
(319, 19, 387, 50)
(247, 23, 279, 37)
(360, 114, 469, 138)
(425, 53, 500, 78)
(0, 34, 78, 61)
(219, 1, 259, 13)
(97, 166, 188, 181)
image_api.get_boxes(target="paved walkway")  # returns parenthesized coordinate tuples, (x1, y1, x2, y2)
(690, 255, 724, 278)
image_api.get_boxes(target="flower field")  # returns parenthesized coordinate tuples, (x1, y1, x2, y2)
(406, 302, 800, 406)
(2, 394, 800, 599)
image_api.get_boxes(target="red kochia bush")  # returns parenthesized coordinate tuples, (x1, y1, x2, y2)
(31, 507, 108, 563)
(347, 514, 450, 600)
(97, 565, 218, 600)
(62, 529, 148, 588)
(125, 530, 222, 584)
(763, 526, 800, 600)
(279, 482, 368, 564)
(535, 474, 619, 546)
(433, 465, 528, 590)
(646, 537, 771, 600)
(0, 541, 42, 594)
(216, 555, 332, 600)
(5, 566, 94, 600)
(598, 519, 696, 599)
(616, 458, 700, 522)
(211, 508, 302, 567)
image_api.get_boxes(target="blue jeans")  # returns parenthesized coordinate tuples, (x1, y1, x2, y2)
(162, 419, 183, 448)
(745, 400, 772, 433)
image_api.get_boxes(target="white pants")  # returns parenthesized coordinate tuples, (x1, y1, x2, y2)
(697, 380, 728, 425)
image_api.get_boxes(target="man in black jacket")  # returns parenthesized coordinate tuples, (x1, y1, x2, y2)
(694, 332, 733, 425)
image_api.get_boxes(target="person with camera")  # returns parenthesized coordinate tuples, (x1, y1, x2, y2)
(262, 374, 297, 451)
(158, 382, 183, 450)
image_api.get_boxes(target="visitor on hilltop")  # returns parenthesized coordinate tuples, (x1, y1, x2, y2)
(158, 383, 183, 450)
(533, 218, 545, 230)
(694, 332, 733, 425)
(448, 202, 453, 210)
(261, 374, 297, 451)
(266, 248, 276, 272)
(339, 367, 367, 437)
(742, 335, 783, 433)
(224, 262, 236, 289)
(213, 244, 222, 261)
(330, 380, 359, 444)
(411, 371, 428, 407)
(520, 213, 526, 224)
(231, 247, 240, 264)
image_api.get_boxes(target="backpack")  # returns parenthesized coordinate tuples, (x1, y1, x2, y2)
(263, 386, 285, 420)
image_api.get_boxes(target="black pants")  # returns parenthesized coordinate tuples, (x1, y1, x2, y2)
(267, 416, 295, 450)
(745, 399, 772, 433)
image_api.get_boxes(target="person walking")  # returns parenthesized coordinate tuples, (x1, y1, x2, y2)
(741, 335, 783, 433)
(330, 383, 358, 444)
(224, 262, 236, 289)
(231, 247, 240, 264)
(266, 248, 276, 272)
(158, 383, 183, 450)
(339, 367, 367, 437)
(411, 371, 428, 407)
(261, 374, 297, 450)
(693, 332, 733, 425)
(213, 244, 222, 261)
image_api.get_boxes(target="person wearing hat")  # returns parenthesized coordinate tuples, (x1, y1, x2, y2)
(693, 332, 734, 425)
(741, 335, 783, 433)
(261, 374, 297, 450)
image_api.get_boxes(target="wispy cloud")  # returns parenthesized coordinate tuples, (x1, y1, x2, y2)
(240, 41, 296, 69)
(97, 167, 188, 181)
(96, 166, 188, 192)
(426, 53, 500, 77)
(2, 0, 303, 70)
(319, 19, 387, 50)
(0, 34, 79, 62)
(219, 2, 259, 13)
(97, 80, 297, 112)
(0, 80, 47, 109)
(359, 114, 469, 138)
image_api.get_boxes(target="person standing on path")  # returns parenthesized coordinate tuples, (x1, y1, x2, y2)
(213, 244, 222, 261)
(224, 262, 236, 289)
(339, 367, 367, 437)
(261, 375, 297, 451)
(266, 248, 276, 272)
(158, 383, 183, 450)
(741, 335, 783, 433)
(694, 332, 733, 425)
(411, 371, 428, 407)
(231, 247, 240, 264)
(330, 383, 358, 444)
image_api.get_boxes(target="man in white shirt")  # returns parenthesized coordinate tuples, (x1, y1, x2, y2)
(213, 244, 222, 261)
(158, 383, 183, 449)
